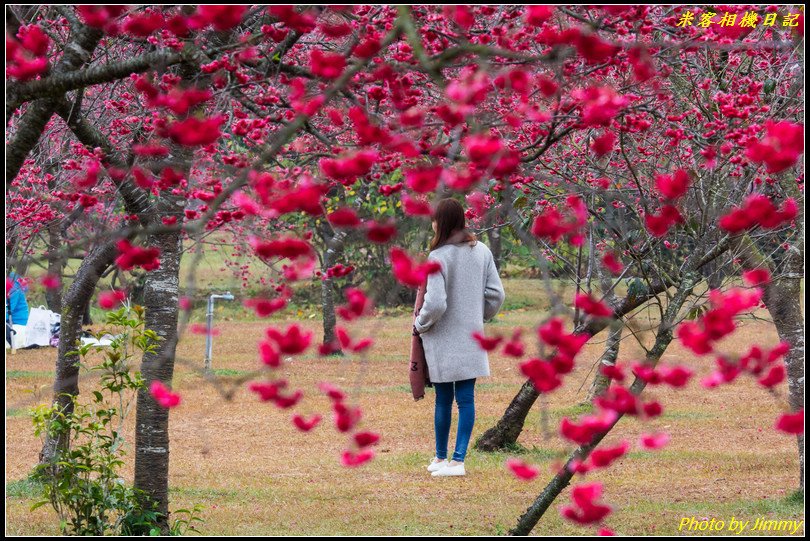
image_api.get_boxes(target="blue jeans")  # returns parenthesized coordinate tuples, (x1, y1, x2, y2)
(434, 378, 476, 462)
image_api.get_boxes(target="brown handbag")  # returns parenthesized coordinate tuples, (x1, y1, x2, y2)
(409, 281, 432, 400)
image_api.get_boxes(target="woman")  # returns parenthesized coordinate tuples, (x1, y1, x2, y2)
(413, 198, 506, 477)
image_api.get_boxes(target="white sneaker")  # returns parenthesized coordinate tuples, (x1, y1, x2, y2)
(431, 461, 466, 477)
(427, 457, 448, 472)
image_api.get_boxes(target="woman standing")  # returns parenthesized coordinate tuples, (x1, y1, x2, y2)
(413, 198, 506, 477)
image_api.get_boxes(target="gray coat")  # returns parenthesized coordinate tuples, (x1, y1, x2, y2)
(413, 239, 506, 383)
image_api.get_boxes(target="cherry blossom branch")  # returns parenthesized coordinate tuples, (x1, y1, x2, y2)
(10, 50, 186, 106)
(6, 13, 103, 175)
(190, 22, 406, 236)
(52, 96, 152, 217)
(509, 271, 700, 535)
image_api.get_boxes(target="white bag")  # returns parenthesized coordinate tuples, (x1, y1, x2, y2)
(80, 333, 118, 347)
(25, 306, 61, 347)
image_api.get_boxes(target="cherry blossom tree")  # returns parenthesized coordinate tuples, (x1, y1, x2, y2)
(6, 4, 803, 535)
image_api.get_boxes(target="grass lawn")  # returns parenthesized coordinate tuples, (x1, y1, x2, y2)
(4, 278, 804, 535)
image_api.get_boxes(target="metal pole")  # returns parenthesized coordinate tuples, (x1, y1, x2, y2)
(7, 312, 15, 355)
(6, 287, 16, 354)
(203, 292, 234, 372)
(204, 296, 214, 372)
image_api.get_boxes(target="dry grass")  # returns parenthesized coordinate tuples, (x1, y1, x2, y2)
(4, 280, 804, 535)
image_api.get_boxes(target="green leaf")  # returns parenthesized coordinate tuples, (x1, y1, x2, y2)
(30, 499, 51, 511)
(684, 303, 709, 321)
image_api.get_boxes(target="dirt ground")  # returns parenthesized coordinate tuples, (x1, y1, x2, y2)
(5, 302, 805, 535)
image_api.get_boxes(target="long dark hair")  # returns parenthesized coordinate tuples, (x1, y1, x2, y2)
(429, 198, 477, 251)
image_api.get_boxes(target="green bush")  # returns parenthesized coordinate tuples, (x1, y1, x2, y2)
(30, 305, 204, 535)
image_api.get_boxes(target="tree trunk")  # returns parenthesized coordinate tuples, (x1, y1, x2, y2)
(487, 207, 503, 272)
(584, 324, 623, 403)
(321, 272, 340, 353)
(734, 234, 805, 493)
(317, 226, 345, 355)
(475, 379, 538, 451)
(132, 30, 215, 528)
(39, 241, 118, 464)
(6, 101, 58, 182)
(133, 212, 183, 533)
(82, 302, 93, 326)
(44, 214, 65, 314)
(777, 248, 806, 495)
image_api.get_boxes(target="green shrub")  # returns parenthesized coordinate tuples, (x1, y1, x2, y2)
(30, 305, 204, 535)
